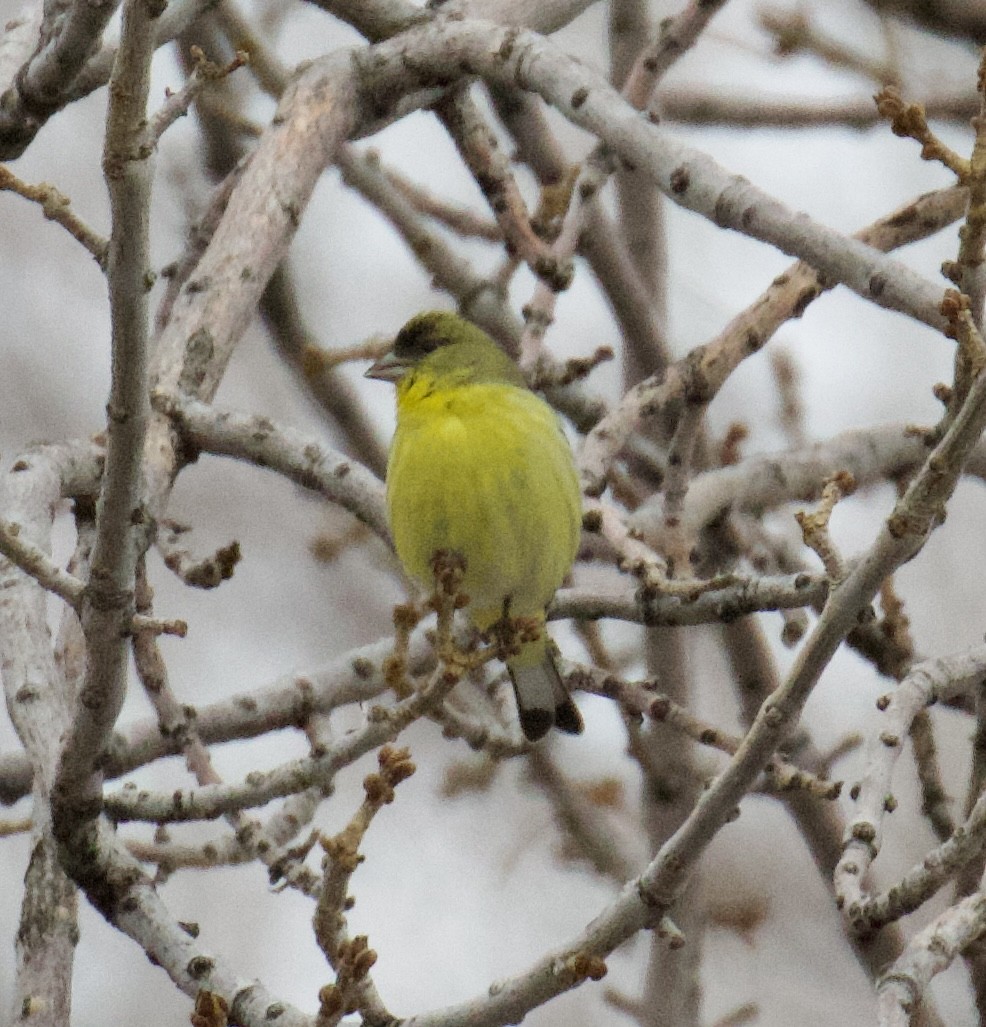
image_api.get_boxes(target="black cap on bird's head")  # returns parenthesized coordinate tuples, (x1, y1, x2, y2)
(393, 311, 459, 361)
(365, 311, 467, 382)
(365, 310, 525, 388)
(365, 310, 470, 384)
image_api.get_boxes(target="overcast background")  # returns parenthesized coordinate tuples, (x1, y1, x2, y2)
(1, 1, 984, 1024)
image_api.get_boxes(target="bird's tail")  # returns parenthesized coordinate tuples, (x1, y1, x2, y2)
(507, 636, 583, 742)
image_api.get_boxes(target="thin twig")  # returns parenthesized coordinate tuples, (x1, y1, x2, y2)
(836, 644, 986, 922)
(145, 45, 249, 148)
(583, 184, 966, 497)
(877, 890, 986, 1026)
(436, 84, 571, 291)
(854, 785, 986, 934)
(577, 666, 842, 800)
(0, 164, 108, 266)
(313, 746, 412, 1025)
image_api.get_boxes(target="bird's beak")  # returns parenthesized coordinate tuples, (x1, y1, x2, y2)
(365, 350, 406, 383)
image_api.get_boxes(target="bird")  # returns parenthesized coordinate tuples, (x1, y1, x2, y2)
(365, 310, 584, 741)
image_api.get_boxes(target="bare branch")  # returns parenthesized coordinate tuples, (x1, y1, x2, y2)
(153, 392, 389, 541)
(0, 631, 441, 807)
(313, 745, 412, 1024)
(436, 84, 571, 290)
(0, 164, 108, 266)
(526, 744, 637, 882)
(52, 0, 157, 868)
(878, 890, 986, 1026)
(0, 443, 82, 1027)
(0, 0, 121, 159)
(102, 640, 482, 823)
(836, 644, 986, 921)
(624, 0, 733, 106)
(144, 45, 249, 149)
(577, 666, 842, 800)
(0, 519, 86, 608)
(759, 6, 898, 85)
(854, 784, 986, 933)
(660, 88, 977, 129)
(0, 0, 222, 158)
(584, 184, 967, 495)
(635, 420, 986, 549)
(336, 145, 523, 350)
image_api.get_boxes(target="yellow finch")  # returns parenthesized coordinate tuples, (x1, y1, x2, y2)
(366, 311, 583, 740)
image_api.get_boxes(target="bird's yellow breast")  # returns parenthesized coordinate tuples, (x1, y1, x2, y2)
(387, 373, 581, 627)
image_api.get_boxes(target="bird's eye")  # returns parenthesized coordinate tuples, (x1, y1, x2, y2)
(395, 334, 441, 361)
(393, 315, 450, 361)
